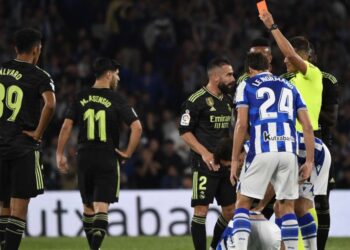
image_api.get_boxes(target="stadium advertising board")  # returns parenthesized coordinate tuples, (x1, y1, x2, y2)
(26, 190, 349, 237)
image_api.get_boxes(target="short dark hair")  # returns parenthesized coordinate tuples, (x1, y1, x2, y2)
(250, 37, 271, 48)
(207, 57, 231, 73)
(93, 57, 120, 78)
(290, 36, 311, 54)
(14, 28, 42, 54)
(308, 42, 317, 64)
(214, 137, 232, 164)
(244, 52, 269, 71)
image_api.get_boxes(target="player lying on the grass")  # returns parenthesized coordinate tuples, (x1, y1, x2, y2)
(255, 132, 331, 250)
(217, 206, 281, 250)
(213, 138, 281, 250)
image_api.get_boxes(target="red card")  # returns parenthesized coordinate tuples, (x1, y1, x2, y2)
(257, 0, 268, 15)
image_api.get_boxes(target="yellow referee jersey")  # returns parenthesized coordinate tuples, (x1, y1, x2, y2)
(289, 61, 323, 131)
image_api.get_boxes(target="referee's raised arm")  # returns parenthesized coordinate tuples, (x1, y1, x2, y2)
(259, 10, 307, 75)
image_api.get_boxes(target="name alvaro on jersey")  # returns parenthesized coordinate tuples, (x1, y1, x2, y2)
(0, 68, 22, 80)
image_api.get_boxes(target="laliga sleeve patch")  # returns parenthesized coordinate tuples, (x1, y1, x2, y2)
(180, 109, 191, 126)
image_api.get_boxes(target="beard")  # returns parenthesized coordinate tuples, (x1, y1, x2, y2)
(218, 82, 232, 95)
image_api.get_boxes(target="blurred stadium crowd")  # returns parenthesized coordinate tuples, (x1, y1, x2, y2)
(1, 0, 350, 190)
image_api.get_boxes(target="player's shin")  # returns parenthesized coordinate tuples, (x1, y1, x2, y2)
(315, 195, 330, 250)
(4, 216, 26, 250)
(211, 214, 228, 249)
(0, 215, 8, 248)
(275, 217, 282, 228)
(298, 213, 317, 250)
(91, 212, 108, 250)
(82, 213, 95, 248)
(281, 213, 299, 250)
(191, 215, 207, 250)
(231, 208, 251, 250)
(0, 204, 10, 249)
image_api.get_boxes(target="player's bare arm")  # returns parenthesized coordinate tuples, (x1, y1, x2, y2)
(115, 119, 142, 159)
(23, 91, 56, 141)
(253, 183, 276, 212)
(297, 109, 315, 182)
(56, 118, 74, 173)
(259, 10, 307, 74)
(181, 131, 219, 171)
(230, 106, 248, 185)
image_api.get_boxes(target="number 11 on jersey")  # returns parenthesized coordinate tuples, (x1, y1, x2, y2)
(83, 109, 107, 142)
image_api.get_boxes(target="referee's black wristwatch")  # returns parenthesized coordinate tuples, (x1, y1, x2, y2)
(269, 24, 278, 31)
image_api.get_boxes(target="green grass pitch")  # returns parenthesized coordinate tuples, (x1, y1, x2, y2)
(21, 236, 350, 250)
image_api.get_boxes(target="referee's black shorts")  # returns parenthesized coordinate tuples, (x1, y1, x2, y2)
(77, 148, 120, 205)
(0, 150, 44, 202)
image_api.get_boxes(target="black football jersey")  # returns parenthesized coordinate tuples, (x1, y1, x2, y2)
(179, 87, 233, 176)
(66, 87, 139, 150)
(0, 60, 55, 158)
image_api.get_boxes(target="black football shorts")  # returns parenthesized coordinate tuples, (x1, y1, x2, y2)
(77, 148, 120, 204)
(191, 167, 236, 207)
(0, 150, 44, 201)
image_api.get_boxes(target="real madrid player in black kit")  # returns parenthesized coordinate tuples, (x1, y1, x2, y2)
(56, 58, 142, 250)
(179, 57, 236, 250)
(0, 28, 56, 250)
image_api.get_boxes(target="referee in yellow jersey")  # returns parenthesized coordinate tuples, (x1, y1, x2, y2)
(259, 12, 322, 138)
(282, 43, 339, 250)
(260, 10, 323, 250)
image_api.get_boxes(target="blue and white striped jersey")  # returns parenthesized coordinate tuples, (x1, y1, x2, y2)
(235, 72, 307, 157)
(298, 133, 326, 175)
(244, 133, 327, 176)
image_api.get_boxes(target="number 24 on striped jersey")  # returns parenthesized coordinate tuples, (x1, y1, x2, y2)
(256, 87, 293, 120)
